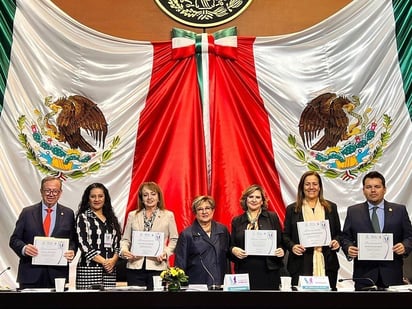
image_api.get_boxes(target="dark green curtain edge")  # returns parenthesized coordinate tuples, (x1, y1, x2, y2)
(0, 0, 16, 113)
(393, 0, 412, 116)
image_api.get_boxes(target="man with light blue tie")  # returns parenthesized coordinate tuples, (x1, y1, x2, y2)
(341, 171, 412, 290)
(9, 176, 78, 289)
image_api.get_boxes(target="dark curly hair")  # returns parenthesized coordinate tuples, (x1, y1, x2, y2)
(76, 183, 122, 235)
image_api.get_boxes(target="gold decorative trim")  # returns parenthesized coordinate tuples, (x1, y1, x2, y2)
(155, 0, 253, 28)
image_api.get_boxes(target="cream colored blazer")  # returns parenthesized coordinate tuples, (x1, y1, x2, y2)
(120, 209, 178, 271)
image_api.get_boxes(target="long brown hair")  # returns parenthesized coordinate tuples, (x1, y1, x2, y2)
(77, 182, 122, 235)
(295, 171, 331, 213)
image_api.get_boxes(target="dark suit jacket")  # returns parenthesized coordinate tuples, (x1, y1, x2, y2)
(9, 202, 78, 287)
(341, 200, 412, 289)
(174, 220, 231, 287)
(282, 201, 341, 289)
(230, 210, 284, 272)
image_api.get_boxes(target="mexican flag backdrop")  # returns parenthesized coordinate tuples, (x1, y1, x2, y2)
(0, 0, 411, 288)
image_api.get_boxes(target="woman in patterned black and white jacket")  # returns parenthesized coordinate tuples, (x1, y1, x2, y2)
(75, 183, 122, 290)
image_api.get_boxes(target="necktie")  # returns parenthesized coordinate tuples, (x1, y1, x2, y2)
(43, 208, 53, 236)
(371, 206, 380, 233)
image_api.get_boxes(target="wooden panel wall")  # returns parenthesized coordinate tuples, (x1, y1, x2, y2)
(51, 0, 352, 41)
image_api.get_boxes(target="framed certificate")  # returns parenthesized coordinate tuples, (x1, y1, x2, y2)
(245, 230, 276, 256)
(297, 220, 331, 247)
(357, 233, 393, 260)
(131, 231, 164, 257)
(32, 236, 69, 266)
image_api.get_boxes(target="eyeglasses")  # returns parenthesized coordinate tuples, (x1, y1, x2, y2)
(196, 207, 213, 213)
(43, 189, 61, 196)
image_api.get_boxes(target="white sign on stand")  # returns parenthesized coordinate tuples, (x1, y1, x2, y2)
(297, 276, 330, 291)
(223, 273, 250, 291)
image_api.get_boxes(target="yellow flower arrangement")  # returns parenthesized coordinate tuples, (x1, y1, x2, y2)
(160, 266, 189, 291)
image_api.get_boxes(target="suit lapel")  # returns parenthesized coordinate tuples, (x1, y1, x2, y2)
(382, 200, 392, 232)
(361, 202, 375, 232)
(52, 203, 64, 236)
(33, 202, 46, 236)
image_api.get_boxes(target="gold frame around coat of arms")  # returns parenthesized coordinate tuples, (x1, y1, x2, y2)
(155, 0, 253, 28)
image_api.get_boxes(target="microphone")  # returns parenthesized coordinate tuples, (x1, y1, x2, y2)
(338, 278, 378, 291)
(0, 267, 11, 277)
(193, 231, 223, 290)
(199, 253, 222, 290)
(0, 267, 12, 292)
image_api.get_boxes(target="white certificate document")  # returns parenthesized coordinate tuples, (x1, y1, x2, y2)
(357, 233, 393, 260)
(131, 231, 164, 257)
(32, 236, 69, 266)
(297, 220, 331, 247)
(245, 230, 276, 256)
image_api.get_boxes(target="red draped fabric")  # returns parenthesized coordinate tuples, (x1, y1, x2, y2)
(127, 42, 208, 231)
(127, 38, 285, 233)
(210, 37, 285, 228)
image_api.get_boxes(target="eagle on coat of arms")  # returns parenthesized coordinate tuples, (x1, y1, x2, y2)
(47, 95, 108, 152)
(299, 92, 356, 151)
(17, 94, 120, 178)
(288, 91, 391, 180)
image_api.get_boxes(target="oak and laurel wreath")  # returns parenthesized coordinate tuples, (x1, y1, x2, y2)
(17, 115, 120, 179)
(168, 0, 241, 20)
(288, 114, 392, 179)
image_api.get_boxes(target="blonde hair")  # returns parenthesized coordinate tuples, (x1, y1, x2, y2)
(239, 184, 268, 211)
(136, 181, 165, 212)
(191, 195, 215, 214)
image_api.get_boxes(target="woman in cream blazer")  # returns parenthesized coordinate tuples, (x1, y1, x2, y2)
(120, 182, 178, 289)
